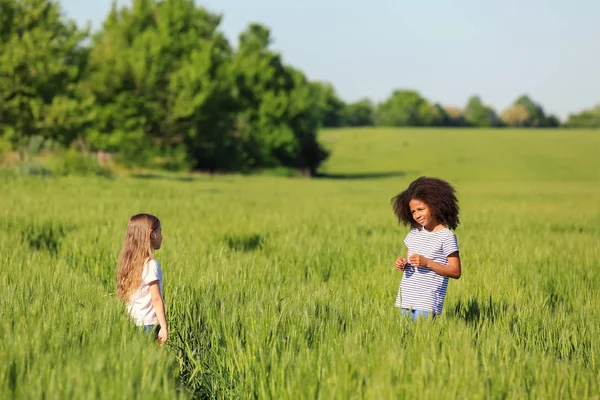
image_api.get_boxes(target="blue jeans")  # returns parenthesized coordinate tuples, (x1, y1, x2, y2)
(400, 308, 435, 321)
(143, 324, 161, 340)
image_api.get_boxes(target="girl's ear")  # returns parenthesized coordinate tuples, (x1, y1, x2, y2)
(150, 231, 156, 240)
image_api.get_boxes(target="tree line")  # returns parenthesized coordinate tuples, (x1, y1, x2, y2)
(320, 89, 600, 130)
(1, 0, 598, 175)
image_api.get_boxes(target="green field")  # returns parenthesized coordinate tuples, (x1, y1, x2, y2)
(2, 128, 599, 399)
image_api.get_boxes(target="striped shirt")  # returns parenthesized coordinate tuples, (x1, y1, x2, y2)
(395, 227, 459, 315)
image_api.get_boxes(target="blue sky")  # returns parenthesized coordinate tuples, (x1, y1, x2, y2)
(59, 0, 600, 120)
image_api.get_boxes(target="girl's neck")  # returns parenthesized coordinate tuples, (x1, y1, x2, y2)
(423, 222, 444, 232)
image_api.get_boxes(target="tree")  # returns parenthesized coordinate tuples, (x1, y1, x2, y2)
(545, 115, 561, 128)
(231, 23, 328, 175)
(376, 90, 439, 127)
(464, 96, 500, 127)
(311, 82, 346, 128)
(345, 99, 374, 127)
(231, 23, 297, 170)
(500, 104, 529, 127)
(82, 0, 237, 170)
(286, 66, 330, 175)
(514, 94, 547, 127)
(0, 0, 90, 150)
(565, 105, 600, 128)
(427, 103, 450, 126)
(443, 106, 467, 126)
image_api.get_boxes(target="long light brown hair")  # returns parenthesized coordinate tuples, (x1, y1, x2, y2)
(116, 213, 161, 302)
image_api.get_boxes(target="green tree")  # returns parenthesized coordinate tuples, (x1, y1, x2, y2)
(513, 94, 562, 128)
(376, 90, 440, 127)
(0, 0, 90, 150)
(443, 106, 467, 126)
(311, 82, 346, 128)
(464, 96, 500, 127)
(565, 105, 600, 128)
(286, 67, 330, 175)
(231, 23, 328, 175)
(82, 0, 237, 170)
(344, 99, 374, 127)
(425, 103, 450, 126)
(231, 23, 296, 169)
(545, 115, 561, 128)
(514, 94, 546, 127)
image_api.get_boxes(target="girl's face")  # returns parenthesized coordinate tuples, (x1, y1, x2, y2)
(409, 199, 439, 230)
(151, 224, 163, 250)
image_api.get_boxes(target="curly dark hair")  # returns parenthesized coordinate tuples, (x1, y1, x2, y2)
(391, 176, 460, 230)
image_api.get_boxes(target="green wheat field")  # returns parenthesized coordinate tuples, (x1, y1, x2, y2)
(2, 128, 599, 399)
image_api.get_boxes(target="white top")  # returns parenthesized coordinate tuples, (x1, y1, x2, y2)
(395, 227, 459, 315)
(126, 258, 163, 326)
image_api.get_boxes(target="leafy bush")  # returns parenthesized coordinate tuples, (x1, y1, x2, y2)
(49, 150, 113, 178)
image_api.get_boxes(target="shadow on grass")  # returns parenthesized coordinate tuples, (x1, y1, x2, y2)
(223, 233, 264, 252)
(6, 218, 77, 255)
(131, 173, 196, 182)
(132, 170, 407, 182)
(447, 296, 510, 324)
(315, 171, 406, 180)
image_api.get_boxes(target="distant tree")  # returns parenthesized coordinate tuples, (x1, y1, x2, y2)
(430, 103, 451, 126)
(565, 105, 600, 128)
(285, 67, 330, 175)
(514, 94, 549, 127)
(464, 96, 500, 127)
(545, 114, 561, 128)
(417, 102, 448, 126)
(311, 82, 346, 128)
(486, 106, 501, 127)
(443, 106, 467, 126)
(0, 0, 90, 149)
(376, 90, 440, 127)
(82, 0, 237, 170)
(500, 104, 530, 127)
(232, 23, 328, 175)
(231, 23, 292, 169)
(344, 99, 374, 127)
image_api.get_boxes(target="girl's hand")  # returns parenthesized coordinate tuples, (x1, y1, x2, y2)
(395, 257, 408, 271)
(158, 328, 168, 346)
(408, 254, 430, 268)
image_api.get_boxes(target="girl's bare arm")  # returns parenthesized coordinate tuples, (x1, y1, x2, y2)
(408, 252, 461, 279)
(149, 281, 168, 340)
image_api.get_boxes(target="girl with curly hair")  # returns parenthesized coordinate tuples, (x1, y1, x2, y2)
(391, 176, 462, 320)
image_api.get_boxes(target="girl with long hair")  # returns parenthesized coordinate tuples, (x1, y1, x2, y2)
(116, 213, 167, 344)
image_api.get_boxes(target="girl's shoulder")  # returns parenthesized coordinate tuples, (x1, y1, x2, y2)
(433, 227, 457, 242)
(406, 226, 421, 235)
(149, 257, 161, 267)
(141, 258, 162, 283)
(143, 257, 161, 272)
(437, 226, 455, 235)
(404, 227, 418, 238)
(404, 227, 421, 245)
